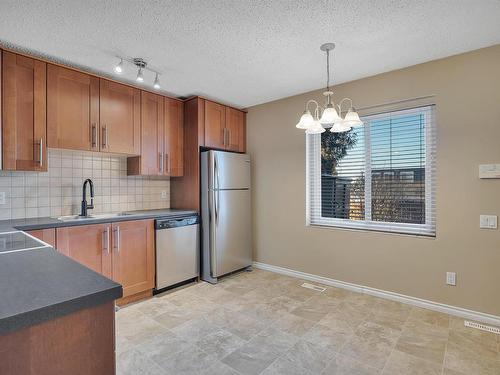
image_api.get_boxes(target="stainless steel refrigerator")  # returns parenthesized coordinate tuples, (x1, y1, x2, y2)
(201, 150, 252, 283)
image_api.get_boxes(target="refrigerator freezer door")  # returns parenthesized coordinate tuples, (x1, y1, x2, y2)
(211, 189, 252, 277)
(210, 151, 250, 190)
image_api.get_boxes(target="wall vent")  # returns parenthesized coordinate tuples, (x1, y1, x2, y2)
(301, 282, 326, 292)
(464, 320, 500, 335)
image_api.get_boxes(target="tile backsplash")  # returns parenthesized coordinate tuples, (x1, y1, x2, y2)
(0, 149, 170, 220)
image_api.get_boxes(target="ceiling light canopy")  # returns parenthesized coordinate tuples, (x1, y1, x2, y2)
(113, 56, 162, 89)
(296, 43, 363, 134)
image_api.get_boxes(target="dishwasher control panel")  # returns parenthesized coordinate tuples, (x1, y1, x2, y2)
(155, 216, 199, 229)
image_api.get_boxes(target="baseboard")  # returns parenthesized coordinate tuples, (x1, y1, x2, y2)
(253, 261, 500, 327)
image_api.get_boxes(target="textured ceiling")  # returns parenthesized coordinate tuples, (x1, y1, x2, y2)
(0, 0, 499, 108)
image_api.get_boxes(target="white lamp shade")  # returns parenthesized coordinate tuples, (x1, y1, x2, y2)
(296, 111, 314, 129)
(305, 120, 326, 134)
(343, 110, 363, 127)
(330, 120, 351, 133)
(136, 68, 144, 82)
(320, 106, 341, 127)
(114, 62, 123, 74)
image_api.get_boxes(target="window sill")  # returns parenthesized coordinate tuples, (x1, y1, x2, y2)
(307, 223, 436, 239)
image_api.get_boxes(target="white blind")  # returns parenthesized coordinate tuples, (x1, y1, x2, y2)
(307, 105, 436, 236)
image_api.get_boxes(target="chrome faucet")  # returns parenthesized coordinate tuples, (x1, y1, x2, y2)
(80, 179, 94, 217)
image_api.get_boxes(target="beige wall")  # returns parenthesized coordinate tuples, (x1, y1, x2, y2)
(247, 45, 500, 316)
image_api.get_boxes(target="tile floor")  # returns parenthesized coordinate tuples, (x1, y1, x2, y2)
(116, 269, 500, 375)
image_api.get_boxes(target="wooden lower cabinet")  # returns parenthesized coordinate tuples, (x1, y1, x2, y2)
(55, 219, 155, 301)
(56, 224, 112, 279)
(26, 229, 56, 248)
(111, 220, 155, 298)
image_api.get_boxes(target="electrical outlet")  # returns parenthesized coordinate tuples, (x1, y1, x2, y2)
(446, 272, 456, 286)
(0, 192, 5, 205)
(161, 190, 167, 199)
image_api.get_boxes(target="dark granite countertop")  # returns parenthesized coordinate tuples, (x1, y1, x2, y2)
(0, 247, 122, 335)
(0, 209, 197, 335)
(0, 209, 198, 232)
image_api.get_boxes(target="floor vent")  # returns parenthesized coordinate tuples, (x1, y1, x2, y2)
(301, 282, 326, 292)
(464, 320, 500, 335)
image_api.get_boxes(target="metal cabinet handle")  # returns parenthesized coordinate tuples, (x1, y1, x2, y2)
(102, 125, 108, 148)
(39, 138, 43, 167)
(159, 152, 164, 173)
(226, 129, 230, 146)
(91, 123, 97, 148)
(165, 153, 170, 174)
(117, 226, 120, 253)
(102, 227, 110, 254)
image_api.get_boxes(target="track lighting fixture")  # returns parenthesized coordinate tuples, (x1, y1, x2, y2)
(113, 56, 162, 89)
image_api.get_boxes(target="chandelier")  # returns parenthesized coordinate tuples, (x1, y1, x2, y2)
(296, 43, 363, 134)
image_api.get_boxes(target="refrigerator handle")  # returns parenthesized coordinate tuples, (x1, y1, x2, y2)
(210, 189, 218, 277)
(214, 154, 220, 224)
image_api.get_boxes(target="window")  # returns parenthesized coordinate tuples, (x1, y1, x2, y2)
(307, 105, 436, 236)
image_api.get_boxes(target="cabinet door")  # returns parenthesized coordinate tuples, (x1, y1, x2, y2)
(140, 91, 164, 175)
(111, 220, 154, 298)
(225, 107, 246, 152)
(99, 79, 140, 155)
(56, 224, 112, 278)
(164, 98, 184, 176)
(27, 229, 56, 247)
(204, 100, 226, 149)
(2, 51, 47, 171)
(47, 65, 99, 151)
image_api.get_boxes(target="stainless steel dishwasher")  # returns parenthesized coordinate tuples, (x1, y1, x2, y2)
(155, 215, 199, 292)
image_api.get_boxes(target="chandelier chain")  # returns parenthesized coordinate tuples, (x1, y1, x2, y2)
(326, 49, 330, 91)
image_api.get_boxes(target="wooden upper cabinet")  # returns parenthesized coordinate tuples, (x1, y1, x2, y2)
(225, 107, 246, 152)
(202, 100, 246, 152)
(164, 98, 184, 177)
(47, 65, 99, 151)
(99, 79, 140, 155)
(204, 100, 226, 149)
(111, 220, 154, 298)
(56, 224, 112, 279)
(2, 51, 47, 171)
(128, 91, 164, 175)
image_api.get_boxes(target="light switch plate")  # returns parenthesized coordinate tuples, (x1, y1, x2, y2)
(446, 272, 456, 286)
(479, 164, 500, 179)
(161, 190, 167, 199)
(480, 215, 497, 229)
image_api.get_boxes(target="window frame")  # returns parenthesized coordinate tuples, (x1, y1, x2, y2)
(306, 105, 436, 237)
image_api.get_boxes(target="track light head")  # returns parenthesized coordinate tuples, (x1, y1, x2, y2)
(153, 74, 160, 89)
(136, 67, 144, 82)
(114, 58, 123, 74)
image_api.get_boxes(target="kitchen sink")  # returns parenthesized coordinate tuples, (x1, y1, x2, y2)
(56, 212, 132, 221)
